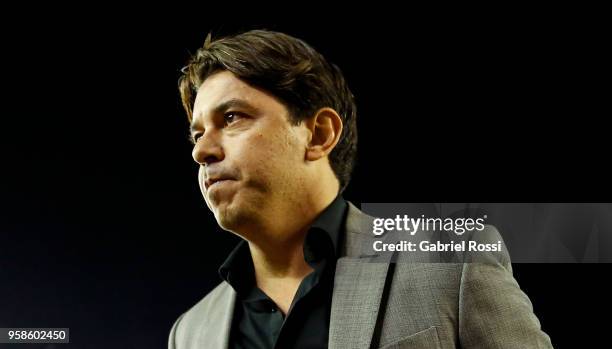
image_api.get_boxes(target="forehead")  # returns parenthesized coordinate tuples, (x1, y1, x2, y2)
(192, 71, 283, 123)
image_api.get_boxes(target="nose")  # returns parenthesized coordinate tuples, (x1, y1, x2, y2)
(192, 130, 224, 166)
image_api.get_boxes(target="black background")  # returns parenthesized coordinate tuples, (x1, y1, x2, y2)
(1, 6, 609, 348)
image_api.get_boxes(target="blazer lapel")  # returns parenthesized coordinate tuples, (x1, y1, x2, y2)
(216, 288, 235, 349)
(329, 258, 390, 349)
(195, 283, 236, 349)
(329, 202, 392, 349)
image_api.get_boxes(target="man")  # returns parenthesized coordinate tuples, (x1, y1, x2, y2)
(169, 30, 553, 348)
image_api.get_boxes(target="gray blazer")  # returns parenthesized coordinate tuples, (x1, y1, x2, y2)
(169, 203, 553, 348)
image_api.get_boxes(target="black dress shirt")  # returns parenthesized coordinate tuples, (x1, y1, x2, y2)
(218, 195, 348, 349)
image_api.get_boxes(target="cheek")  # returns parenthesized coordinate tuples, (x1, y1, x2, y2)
(238, 133, 277, 176)
(233, 129, 302, 182)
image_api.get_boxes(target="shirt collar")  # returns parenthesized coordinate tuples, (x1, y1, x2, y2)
(309, 194, 347, 256)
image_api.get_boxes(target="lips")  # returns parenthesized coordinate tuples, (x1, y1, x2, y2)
(204, 177, 233, 190)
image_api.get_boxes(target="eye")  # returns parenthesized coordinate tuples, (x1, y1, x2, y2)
(223, 112, 243, 126)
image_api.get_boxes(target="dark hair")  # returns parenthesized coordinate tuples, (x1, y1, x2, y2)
(179, 29, 357, 193)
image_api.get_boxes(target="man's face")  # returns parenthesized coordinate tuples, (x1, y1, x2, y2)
(190, 71, 309, 233)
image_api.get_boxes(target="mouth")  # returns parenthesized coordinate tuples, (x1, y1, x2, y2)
(204, 177, 234, 190)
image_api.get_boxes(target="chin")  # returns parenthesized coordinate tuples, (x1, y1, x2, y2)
(213, 199, 253, 233)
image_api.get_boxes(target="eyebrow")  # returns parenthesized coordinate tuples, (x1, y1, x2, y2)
(189, 98, 258, 134)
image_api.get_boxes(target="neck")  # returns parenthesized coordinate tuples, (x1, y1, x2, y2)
(247, 183, 339, 281)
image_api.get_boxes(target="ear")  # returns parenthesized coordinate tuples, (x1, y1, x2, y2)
(304, 107, 343, 161)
